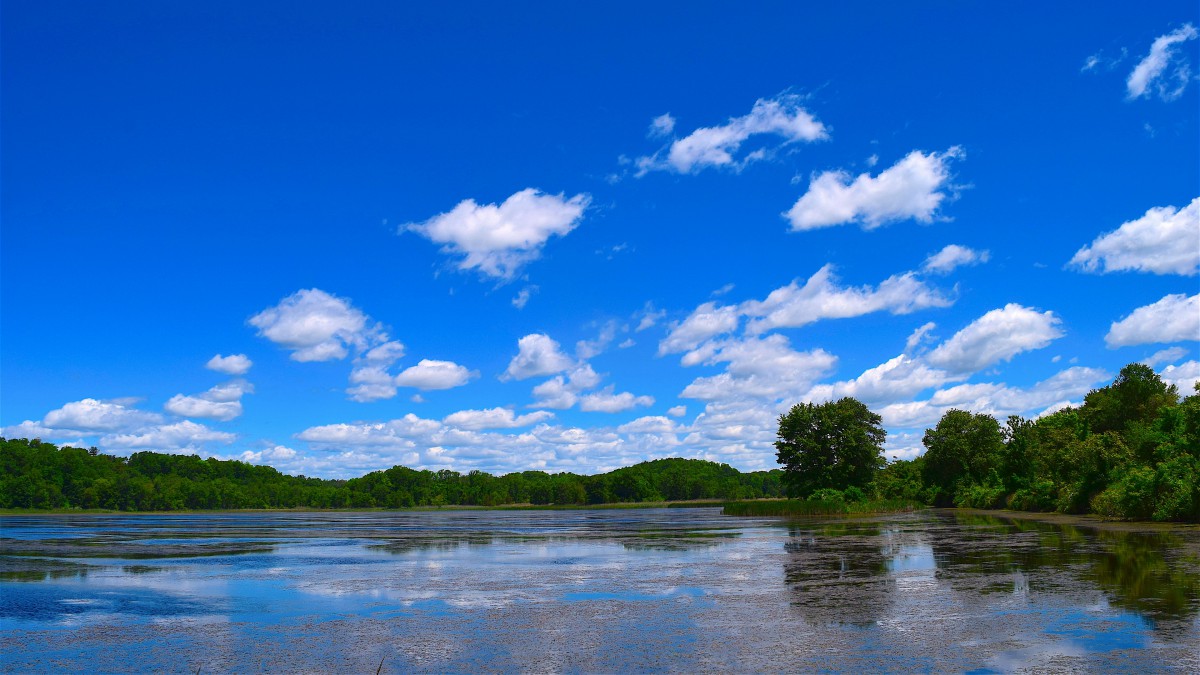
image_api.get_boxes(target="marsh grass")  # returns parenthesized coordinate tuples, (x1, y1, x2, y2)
(722, 498, 919, 517)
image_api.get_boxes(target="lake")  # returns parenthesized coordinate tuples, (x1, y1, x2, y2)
(2, 508, 1198, 672)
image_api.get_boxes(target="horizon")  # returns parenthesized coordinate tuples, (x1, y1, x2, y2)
(3, 1, 1198, 479)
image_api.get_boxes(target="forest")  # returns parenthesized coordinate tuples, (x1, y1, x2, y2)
(863, 363, 1199, 522)
(0, 439, 785, 511)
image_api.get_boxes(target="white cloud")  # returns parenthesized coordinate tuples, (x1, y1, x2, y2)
(666, 405, 687, 418)
(1161, 360, 1200, 393)
(164, 395, 242, 422)
(0, 420, 78, 442)
(922, 244, 990, 275)
(635, 302, 666, 332)
(648, 113, 675, 137)
(394, 359, 476, 391)
(905, 322, 938, 352)
(529, 365, 602, 410)
(103, 420, 236, 452)
(636, 94, 828, 175)
(926, 304, 1064, 374)
(1106, 293, 1200, 347)
(503, 333, 575, 381)
(250, 288, 377, 362)
(680, 335, 837, 403)
(43, 398, 162, 432)
(206, 353, 252, 376)
(658, 302, 740, 355)
(347, 366, 400, 403)
(576, 321, 619, 359)
(579, 387, 655, 413)
(785, 147, 963, 231)
(443, 408, 554, 431)
(1127, 24, 1198, 101)
(164, 380, 254, 421)
(1070, 198, 1200, 276)
(405, 188, 589, 280)
(877, 366, 1110, 430)
(238, 445, 298, 466)
(299, 414, 442, 446)
(742, 264, 952, 335)
(805, 354, 956, 406)
(617, 416, 677, 434)
(1143, 346, 1188, 368)
(512, 286, 537, 309)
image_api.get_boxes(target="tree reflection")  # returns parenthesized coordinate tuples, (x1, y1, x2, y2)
(783, 522, 897, 626)
(782, 512, 1200, 631)
(932, 512, 1200, 629)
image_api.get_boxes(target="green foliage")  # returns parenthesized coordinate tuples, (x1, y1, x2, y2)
(921, 409, 1005, 506)
(775, 397, 886, 497)
(0, 439, 786, 511)
(767, 365, 1199, 522)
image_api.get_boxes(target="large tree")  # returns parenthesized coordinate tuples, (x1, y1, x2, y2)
(921, 409, 1005, 506)
(775, 397, 886, 497)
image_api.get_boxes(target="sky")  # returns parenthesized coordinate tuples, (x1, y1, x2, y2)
(3, 1, 1198, 479)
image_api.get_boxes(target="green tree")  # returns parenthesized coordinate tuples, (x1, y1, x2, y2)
(921, 409, 1005, 506)
(775, 397, 886, 497)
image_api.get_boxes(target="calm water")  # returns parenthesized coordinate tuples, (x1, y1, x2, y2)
(2, 508, 1198, 672)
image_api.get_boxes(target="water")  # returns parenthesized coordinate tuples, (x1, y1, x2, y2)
(2, 508, 1197, 672)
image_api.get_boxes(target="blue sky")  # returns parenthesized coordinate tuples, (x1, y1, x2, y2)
(3, 1, 1198, 478)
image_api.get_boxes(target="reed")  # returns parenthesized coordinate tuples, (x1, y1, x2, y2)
(722, 498, 919, 517)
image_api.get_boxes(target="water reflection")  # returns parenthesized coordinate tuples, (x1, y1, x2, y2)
(782, 510, 1200, 631)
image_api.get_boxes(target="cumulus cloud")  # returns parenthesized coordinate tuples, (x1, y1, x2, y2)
(43, 398, 162, 432)
(503, 333, 575, 381)
(617, 416, 677, 434)
(785, 147, 963, 231)
(1127, 24, 1198, 101)
(666, 405, 687, 418)
(206, 353, 252, 375)
(1070, 198, 1200, 276)
(1160, 360, 1200, 393)
(877, 366, 1110, 430)
(238, 445, 298, 467)
(742, 265, 953, 335)
(658, 302, 741, 355)
(405, 188, 589, 280)
(164, 395, 242, 422)
(635, 94, 828, 175)
(805, 354, 956, 406)
(579, 387, 655, 413)
(103, 420, 236, 452)
(922, 244, 990, 275)
(926, 304, 1064, 373)
(442, 408, 554, 431)
(681, 335, 837, 403)
(250, 289, 378, 362)
(164, 380, 253, 422)
(1143, 346, 1188, 368)
(394, 359, 476, 391)
(1106, 293, 1200, 347)
(530, 364, 602, 409)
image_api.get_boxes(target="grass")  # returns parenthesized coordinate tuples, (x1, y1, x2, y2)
(722, 498, 921, 517)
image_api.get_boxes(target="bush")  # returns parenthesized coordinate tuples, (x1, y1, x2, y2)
(808, 488, 845, 503)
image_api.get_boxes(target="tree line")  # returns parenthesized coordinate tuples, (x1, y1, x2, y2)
(776, 363, 1199, 522)
(0, 440, 785, 511)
